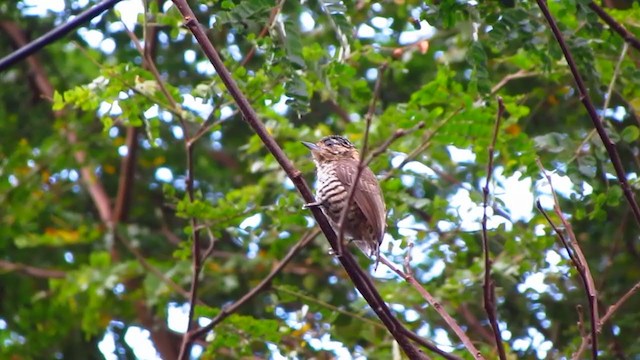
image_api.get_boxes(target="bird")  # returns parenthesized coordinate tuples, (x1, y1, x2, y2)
(301, 135, 386, 267)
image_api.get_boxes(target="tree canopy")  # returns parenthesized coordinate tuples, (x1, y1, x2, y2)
(2, 0, 640, 359)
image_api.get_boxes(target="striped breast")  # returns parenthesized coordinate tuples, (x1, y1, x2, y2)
(315, 164, 360, 229)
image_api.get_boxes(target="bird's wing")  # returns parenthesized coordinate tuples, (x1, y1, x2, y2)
(335, 159, 387, 243)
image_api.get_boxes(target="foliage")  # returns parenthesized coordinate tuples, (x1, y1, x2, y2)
(2, 0, 640, 359)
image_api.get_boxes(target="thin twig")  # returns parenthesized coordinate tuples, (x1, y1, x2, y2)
(379, 256, 484, 360)
(571, 42, 629, 163)
(116, 233, 197, 303)
(122, 22, 188, 133)
(239, 0, 285, 67)
(599, 280, 640, 327)
(365, 122, 425, 166)
(535, 160, 599, 360)
(576, 305, 587, 338)
(381, 107, 461, 182)
(587, 2, 640, 52)
(170, 2, 430, 358)
(337, 63, 388, 258)
(177, 141, 202, 359)
(480, 96, 507, 360)
(185, 230, 318, 343)
(274, 283, 384, 329)
(536, 0, 640, 229)
(490, 70, 539, 95)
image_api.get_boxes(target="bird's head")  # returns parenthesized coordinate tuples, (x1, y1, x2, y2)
(302, 135, 360, 163)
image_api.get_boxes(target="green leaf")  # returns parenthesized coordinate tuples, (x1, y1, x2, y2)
(621, 125, 639, 143)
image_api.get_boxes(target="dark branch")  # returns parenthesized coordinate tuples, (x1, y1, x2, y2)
(177, 140, 203, 360)
(113, 126, 139, 223)
(588, 2, 640, 52)
(239, 0, 285, 67)
(0, 0, 123, 71)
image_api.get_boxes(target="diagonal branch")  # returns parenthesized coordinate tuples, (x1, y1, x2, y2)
(186, 229, 318, 341)
(239, 0, 285, 67)
(480, 97, 507, 360)
(380, 256, 483, 360)
(574, 279, 640, 358)
(116, 232, 196, 303)
(170, 1, 432, 359)
(587, 2, 640, 52)
(0, 0, 123, 71)
(536, 0, 640, 229)
(570, 42, 629, 163)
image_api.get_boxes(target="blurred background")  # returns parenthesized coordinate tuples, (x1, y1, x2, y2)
(2, 0, 640, 358)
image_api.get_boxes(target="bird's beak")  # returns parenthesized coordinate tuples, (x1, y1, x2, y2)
(301, 141, 319, 151)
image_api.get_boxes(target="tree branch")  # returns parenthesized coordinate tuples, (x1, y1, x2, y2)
(588, 1, 640, 52)
(481, 96, 507, 360)
(177, 139, 204, 359)
(239, 0, 285, 67)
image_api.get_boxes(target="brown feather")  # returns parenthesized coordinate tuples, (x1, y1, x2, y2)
(334, 158, 387, 244)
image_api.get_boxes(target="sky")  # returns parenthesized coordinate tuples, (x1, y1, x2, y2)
(16, 1, 586, 359)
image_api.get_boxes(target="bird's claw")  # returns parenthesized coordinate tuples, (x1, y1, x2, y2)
(302, 201, 323, 210)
